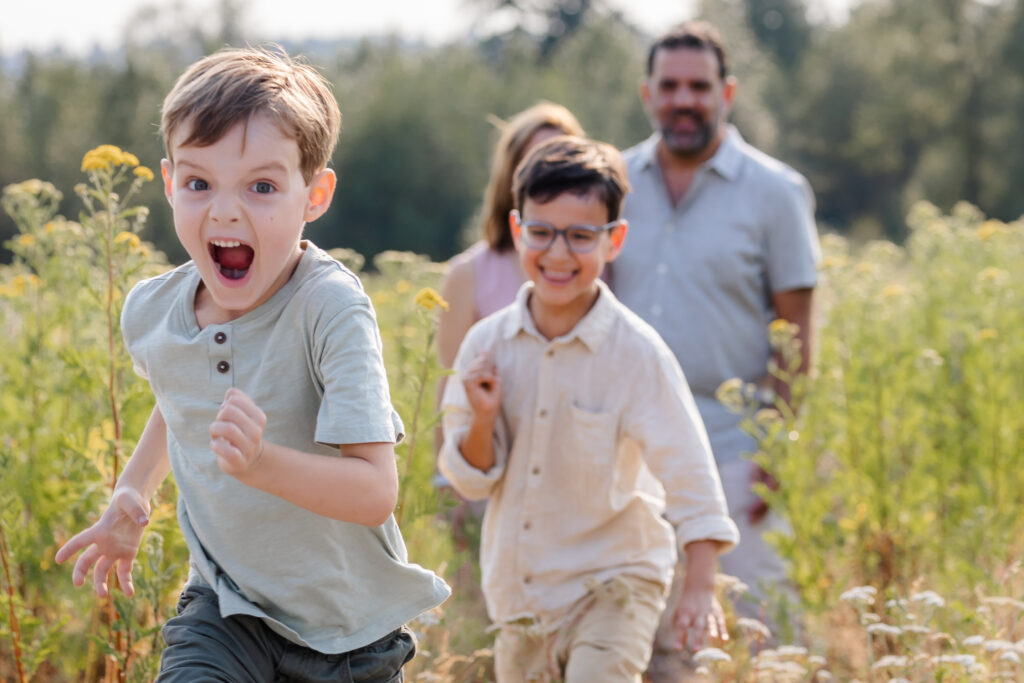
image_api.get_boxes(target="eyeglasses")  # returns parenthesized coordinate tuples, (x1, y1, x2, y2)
(511, 210, 622, 254)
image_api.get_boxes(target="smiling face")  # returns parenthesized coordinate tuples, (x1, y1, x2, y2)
(161, 114, 335, 325)
(512, 192, 627, 339)
(642, 46, 736, 161)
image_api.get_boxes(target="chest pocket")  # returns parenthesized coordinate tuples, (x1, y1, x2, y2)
(566, 404, 618, 515)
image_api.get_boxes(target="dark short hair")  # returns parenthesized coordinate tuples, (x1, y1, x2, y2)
(512, 136, 630, 222)
(647, 20, 728, 81)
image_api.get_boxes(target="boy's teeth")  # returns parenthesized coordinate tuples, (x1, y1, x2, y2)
(211, 239, 242, 247)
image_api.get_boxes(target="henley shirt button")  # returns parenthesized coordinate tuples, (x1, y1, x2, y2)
(216, 360, 230, 374)
(538, 409, 548, 418)
(214, 331, 227, 344)
(531, 466, 541, 475)
(545, 349, 555, 357)
(523, 520, 532, 530)
(523, 575, 532, 584)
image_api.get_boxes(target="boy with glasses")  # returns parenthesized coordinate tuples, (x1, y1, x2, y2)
(439, 135, 738, 682)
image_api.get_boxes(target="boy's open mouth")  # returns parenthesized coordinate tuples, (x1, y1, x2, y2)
(209, 239, 254, 280)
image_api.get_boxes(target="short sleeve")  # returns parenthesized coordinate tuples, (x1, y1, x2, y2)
(313, 300, 404, 446)
(765, 173, 821, 293)
(121, 281, 149, 380)
(437, 326, 508, 501)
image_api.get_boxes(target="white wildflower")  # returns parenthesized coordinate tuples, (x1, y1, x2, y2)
(872, 655, 908, 669)
(693, 647, 732, 664)
(1000, 651, 1021, 664)
(808, 655, 827, 667)
(961, 635, 985, 647)
(737, 617, 772, 639)
(984, 640, 1016, 653)
(867, 623, 902, 636)
(901, 624, 930, 635)
(860, 612, 882, 624)
(910, 590, 945, 608)
(840, 585, 877, 607)
(933, 654, 976, 667)
(886, 598, 908, 610)
(777, 645, 809, 658)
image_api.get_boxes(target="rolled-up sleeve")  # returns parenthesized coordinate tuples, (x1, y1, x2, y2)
(626, 342, 739, 554)
(438, 328, 509, 501)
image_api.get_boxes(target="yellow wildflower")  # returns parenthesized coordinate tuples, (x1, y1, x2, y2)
(855, 261, 874, 275)
(44, 221, 57, 234)
(768, 318, 798, 350)
(414, 287, 449, 312)
(976, 220, 1006, 241)
(134, 166, 155, 182)
(396, 279, 411, 294)
(16, 234, 35, 247)
(81, 144, 140, 172)
(114, 231, 141, 249)
(880, 284, 906, 299)
(121, 151, 140, 167)
(977, 328, 999, 341)
(976, 267, 1008, 285)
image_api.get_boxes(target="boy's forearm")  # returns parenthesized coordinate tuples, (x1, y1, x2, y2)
(682, 539, 720, 592)
(116, 405, 172, 501)
(238, 441, 399, 526)
(457, 413, 498, 473)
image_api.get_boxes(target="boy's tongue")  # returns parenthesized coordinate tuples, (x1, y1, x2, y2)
(214, 245, 254, 278)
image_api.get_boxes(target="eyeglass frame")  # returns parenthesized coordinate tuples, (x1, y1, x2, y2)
(510, 210, 625, 254)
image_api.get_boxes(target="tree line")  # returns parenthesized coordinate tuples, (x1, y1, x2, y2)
(1, 0, 1022, 265)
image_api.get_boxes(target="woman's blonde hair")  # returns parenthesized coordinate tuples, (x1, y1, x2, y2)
(480, 102, 584, 251)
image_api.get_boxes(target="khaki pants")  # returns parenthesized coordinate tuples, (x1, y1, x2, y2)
(494, 575, 666, 683)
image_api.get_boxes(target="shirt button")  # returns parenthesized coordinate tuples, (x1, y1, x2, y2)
(214, 331, 227, 344)
(523, 575, 532, 584)
(656, 263, 668, 275)
(531, 466, 541, 475)
(538, 409, 548, 418)
(523, 520, 532, 530)
(217, 360, 230, 373)
(651, 304, 662, 316)
(545, 349, 554, 357)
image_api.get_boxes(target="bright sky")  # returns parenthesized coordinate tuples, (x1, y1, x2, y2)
(0, 0, 851, 56)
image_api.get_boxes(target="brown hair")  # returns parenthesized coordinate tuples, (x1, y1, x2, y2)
(480, 102, 584, 251)
(512, 135, 630, 223)
(647, 21, 729, 81)
(161, 45, 341, 183)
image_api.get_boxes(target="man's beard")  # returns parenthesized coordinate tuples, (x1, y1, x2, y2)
(659, 108, 719, 158)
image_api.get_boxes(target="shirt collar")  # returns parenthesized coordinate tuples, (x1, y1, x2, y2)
(639, 124, 744, 181)
(501, 279, 618, 353)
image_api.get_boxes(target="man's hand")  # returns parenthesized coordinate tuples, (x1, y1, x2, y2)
(54, 488, 150, 597)
(210, 387, 268, 477)
(672, 588, 728, 652)
(462, 352, 502, 420)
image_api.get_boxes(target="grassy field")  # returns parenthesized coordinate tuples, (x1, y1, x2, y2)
(1, 149, 1022, 681)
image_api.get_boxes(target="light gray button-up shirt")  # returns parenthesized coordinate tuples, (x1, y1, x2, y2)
(612, 127, 820, 465)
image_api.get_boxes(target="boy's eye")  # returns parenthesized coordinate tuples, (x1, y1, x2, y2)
(251, 181, 275, 194)
(525, 225, 554, 241)
(567, 229, 599, 248)
(186, 178, 209, 191)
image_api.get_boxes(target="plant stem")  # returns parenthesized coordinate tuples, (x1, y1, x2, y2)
(394, 328, 435, 527)
(0, 522, 27, 683)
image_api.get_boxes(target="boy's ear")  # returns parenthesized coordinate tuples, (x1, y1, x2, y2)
(303, 168, 337, 222)
(604, 220, 629, 262)
(160, 159, 174, 204)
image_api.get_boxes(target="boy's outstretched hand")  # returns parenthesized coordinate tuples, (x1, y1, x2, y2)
(54, 487, 150, 597)
(462, 352, 502, 419)
(672, 588, 728, 652)
(210, 387, 268, 477)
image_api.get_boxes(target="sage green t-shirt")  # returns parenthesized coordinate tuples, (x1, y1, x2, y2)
(122, 241, 449, 654)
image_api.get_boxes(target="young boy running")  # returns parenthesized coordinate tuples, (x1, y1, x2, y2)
(55, 46, 449, 681)
(439, 135, 739, 682)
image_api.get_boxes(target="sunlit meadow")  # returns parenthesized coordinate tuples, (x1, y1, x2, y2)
(1, 151, 1022, 681)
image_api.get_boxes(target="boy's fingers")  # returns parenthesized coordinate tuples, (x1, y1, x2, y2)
(93, 556, 114, 597)
(117, 559, 135, 597)
(55, 528, 91, 564)
(72, 545, 101, 587)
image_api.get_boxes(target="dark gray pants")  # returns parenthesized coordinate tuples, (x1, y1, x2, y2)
(158, 584, 416, 682)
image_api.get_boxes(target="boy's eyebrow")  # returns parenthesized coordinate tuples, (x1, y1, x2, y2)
(173, 159, 292, 175)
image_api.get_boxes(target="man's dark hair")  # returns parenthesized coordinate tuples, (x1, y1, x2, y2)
(647, 20, 729, 81)
(512, 136, 630, 222)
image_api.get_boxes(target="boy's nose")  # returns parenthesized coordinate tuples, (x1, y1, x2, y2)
(209, 194, 241, 223)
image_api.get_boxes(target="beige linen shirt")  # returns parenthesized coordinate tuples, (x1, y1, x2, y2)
(439, 281, 738, 626)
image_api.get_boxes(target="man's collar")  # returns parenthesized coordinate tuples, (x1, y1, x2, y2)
(501, 279, 617, 353)
(640, 124, 744, 181)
